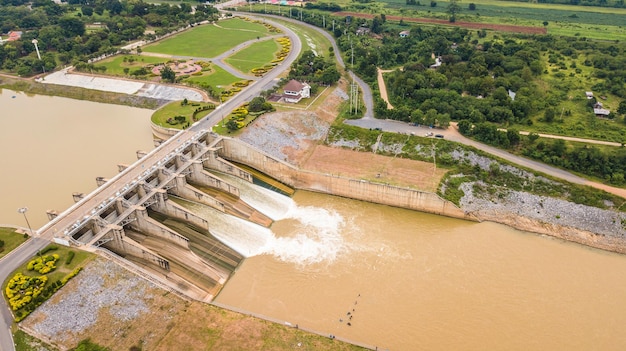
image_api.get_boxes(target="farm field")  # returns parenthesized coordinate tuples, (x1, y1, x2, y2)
(143, 18, 273, 58)
(225, 39, 280, 73)
(293, 0, 626, 40)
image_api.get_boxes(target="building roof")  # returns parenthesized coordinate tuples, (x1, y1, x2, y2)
(7, 31, 22, 41)
(284, 79, 305, 92)
(399, 30, 410, 36)
(594, 108, 610, 116)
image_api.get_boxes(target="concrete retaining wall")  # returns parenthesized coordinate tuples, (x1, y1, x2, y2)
(217, 137, 477, 222)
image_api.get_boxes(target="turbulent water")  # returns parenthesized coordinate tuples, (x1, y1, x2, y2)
(5, 90, 626, 350)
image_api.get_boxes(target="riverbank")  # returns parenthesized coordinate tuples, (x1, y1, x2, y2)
(0, 75, 166, 110)
(237, 85, 626, 255)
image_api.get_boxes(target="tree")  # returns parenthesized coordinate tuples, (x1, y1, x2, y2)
(160, 65, 176, 83)
(248, 96, 266, 112)
(447, 0, 461, 22)
(618, 100, 626, 115)
(468, 2, 476, 10)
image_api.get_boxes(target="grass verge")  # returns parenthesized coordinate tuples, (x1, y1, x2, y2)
(0, 228, 28, 260)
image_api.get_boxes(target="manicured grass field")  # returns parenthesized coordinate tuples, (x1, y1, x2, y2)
(0, 227, 27, 259)
(185, 65, 241, 91)
(216, 17, 272, 34)
(96, 55, 169, 76)
(143, 18, 271, 58)
(225, 39, 280, 73)
(151, 100, 216, 128)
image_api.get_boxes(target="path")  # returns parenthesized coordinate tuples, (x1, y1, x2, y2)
(377, 67, 394, 110)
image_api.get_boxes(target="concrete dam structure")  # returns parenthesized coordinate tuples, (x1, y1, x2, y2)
(45, 130, 475, 301)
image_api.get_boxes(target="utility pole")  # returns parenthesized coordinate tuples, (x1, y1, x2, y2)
(299, 8, 302, 21)
(323, 15, 326, 28)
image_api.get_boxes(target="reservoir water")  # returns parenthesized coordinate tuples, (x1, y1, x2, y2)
(0, 89, 155, 228)
(3, 89, 626, 350)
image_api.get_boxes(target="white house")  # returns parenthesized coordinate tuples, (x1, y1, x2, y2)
(283, 79, 310, 103)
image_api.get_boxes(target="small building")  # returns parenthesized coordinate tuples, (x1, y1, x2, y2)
(399, 30, 410, 38)
(430, 56, 442, 69)
(594, 108, 610, 117)
(508, 89, 516, 101)
(356, 26, 370, 36)
(283, 79, 311, 103)
(7, 31, 22, 41)
(585, 91, 594, 99)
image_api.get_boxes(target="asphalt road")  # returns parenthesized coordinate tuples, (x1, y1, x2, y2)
(0, 13, 301, 351)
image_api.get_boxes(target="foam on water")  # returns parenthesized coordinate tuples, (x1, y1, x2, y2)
(260, 205, 345, 265)
(179, 172, 347, 265)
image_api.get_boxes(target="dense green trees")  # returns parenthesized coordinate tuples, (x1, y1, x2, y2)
(0, 0, 218, 76)
(288, 50, 340, 85)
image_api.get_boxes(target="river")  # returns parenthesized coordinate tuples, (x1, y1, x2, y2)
(0, 89, 155, 228)
(3, 90, 626, 350)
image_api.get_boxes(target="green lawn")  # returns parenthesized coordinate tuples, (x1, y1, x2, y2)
(0, 227, 27, 259)
(143, 18, 271, 58)
(185, 65, 241, 91)
(217, 17, 272, 34)
(96, 55, 169, 76)
(152, 100, 216, 129)
(225, 39, 280, 73)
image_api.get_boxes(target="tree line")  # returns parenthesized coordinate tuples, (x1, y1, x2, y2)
(0, 0, 218, 76)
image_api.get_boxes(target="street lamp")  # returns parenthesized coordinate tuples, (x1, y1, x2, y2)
(17, 207, 34, 236)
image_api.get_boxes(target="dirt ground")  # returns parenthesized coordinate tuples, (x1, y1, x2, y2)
(245, 78, 446, 193)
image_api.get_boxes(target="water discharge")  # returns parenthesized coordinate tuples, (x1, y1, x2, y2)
(5, 91, 626, 350)
(178, 172, 347, 265)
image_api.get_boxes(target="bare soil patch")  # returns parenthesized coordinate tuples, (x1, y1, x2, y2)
(302, 145, 445, 193)
(335, 12, 547, 34)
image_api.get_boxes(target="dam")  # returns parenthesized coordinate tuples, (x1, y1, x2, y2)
(37, 128, 474, 300)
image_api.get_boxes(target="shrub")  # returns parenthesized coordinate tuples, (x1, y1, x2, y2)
(65, 251, 75, 265)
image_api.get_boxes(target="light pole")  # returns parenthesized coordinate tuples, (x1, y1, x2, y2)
(17, 207, 34, 236)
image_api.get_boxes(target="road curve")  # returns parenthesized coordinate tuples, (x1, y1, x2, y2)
(254, 13, 375, 119)
(0, 13, 301, 351)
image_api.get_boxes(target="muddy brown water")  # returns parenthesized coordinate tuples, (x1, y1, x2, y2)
(4, 90, 626, 350)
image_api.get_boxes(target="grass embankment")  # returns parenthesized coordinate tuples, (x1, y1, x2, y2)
(13, 329, 58, 351)
(151, 100, 216, 129)
(0, 77, 163, 109)
(0, 228, 27, 259)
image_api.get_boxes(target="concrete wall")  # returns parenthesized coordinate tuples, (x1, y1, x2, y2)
(217, 137, 478, 222)
(130, 207, 191, 248)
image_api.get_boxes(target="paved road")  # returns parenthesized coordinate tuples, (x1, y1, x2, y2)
(0, 13, 300, 351)
(259, 14, 375, 119)
(346, 119, 626, 198)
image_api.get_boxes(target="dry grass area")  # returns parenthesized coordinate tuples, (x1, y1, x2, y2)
(302, 145, 446, 193)
(22, 258, 366, 351)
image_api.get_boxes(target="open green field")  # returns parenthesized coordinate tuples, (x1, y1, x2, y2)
(225, 39, 280, 73)
(152, 100, 216, 128)
(216, 17, 273, 33)
(144, 18, 272, 58)
(96, 55, 168, 76)
(185, 65, 241, 91)
(0, 227, 27, 259)
(510, 51, 626, 142)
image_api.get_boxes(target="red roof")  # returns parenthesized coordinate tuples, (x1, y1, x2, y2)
(284, 79, 304, 92)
